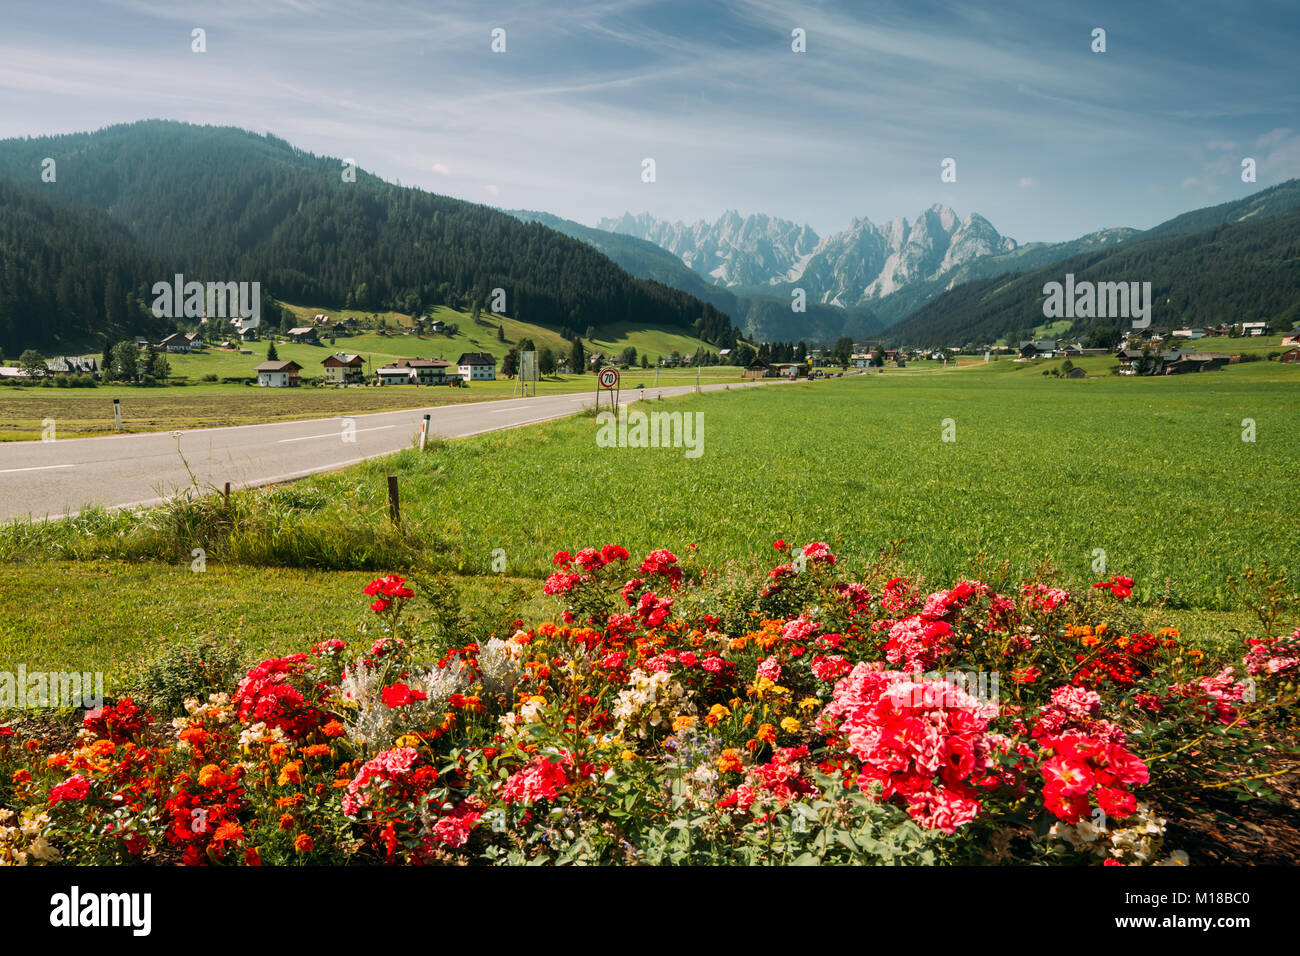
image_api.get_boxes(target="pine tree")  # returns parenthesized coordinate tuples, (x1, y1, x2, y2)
(267, 341, 279, 361)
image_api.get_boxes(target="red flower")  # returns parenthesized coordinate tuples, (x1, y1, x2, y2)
(49, 774, 92, 805)
(380, 683, 428, 708)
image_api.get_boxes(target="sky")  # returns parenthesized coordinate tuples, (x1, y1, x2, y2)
(1, 0, 1297, 244)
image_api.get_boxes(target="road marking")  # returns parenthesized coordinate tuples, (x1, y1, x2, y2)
(278, 425, 397, 443)
(0, 464, 75, 474)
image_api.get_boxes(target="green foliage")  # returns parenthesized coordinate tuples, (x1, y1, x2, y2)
(122, 636, 246, 715)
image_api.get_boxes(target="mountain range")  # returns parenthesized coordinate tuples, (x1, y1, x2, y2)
(591, 180, 1300, 343)
(597, 205, 1019, 307)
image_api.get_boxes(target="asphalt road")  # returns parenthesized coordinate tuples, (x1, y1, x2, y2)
(0, 380, 779, 521)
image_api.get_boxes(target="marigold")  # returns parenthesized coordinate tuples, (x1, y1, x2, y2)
(716, 749, 744, 773)
(294, 833, 314, 854)
(780, 717, 801, 734)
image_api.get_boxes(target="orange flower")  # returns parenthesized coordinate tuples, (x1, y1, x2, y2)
(212, 821, 244, 845)
(301, 744, 331, 759)
(742, 712, 755, 728)
(11, 769, 31, 783)
(277, 761, 303, 786)
(321, 720, 345, 738)
(268, 743, 287, 765)
(244, 847, 262, 866)
(198, 764, 223, 788)
(672, 715, 696, 732)
(704, 704, 730, 727)
(278, 813, 295, 831)
(294, 833, 314, 854)
(716, 749, 744, 773)
(756, 723, 777, 744)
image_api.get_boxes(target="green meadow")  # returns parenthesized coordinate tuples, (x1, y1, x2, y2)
(4, 358, 1295, 622)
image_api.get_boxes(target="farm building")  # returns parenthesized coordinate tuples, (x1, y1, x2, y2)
(1018, 340, 1057, 359)
(377, 358, 450, 385)
(157, 332, 195, 353)
(743, 359, 771, 380)
(321, 353, 365, 384)
(457, 352, 497, 381)
(1282, 328, 1300, 347)
(287, 327, 320, 344)
(255, 360, 302, 387)
(1280, 347, 1300, 364)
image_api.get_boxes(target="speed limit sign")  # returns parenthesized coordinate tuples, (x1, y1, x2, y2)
(598, 367, 619, 389)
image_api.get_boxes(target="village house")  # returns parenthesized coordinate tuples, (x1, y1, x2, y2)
(287, 327, 320, 345)
(457, 352, 497, 381)
(850, 352, 871, 368)
(157, 332, 194, 354)
(1018, 340, 1057, 359)
(1282, 327, 1300, 347)
(376, 357, 450, 385)
(255, 360, 302, 387)
(1278, 346, 1300, 365)
(1240, 321, 1269, 337)
(743, 358, 771, 380)
(320, 353, 365, 384)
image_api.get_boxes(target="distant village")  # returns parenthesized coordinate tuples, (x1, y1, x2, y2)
(4, 312, 1298, 386)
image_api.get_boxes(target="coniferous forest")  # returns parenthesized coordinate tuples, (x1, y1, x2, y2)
(0, 121, 739, 353)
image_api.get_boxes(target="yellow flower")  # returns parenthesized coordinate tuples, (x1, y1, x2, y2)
(620, 749, 636, 761)
(396, 735, 421, 748)
(672, 715, 696, 732)
(798, 697, 820, 712)
(781, 717, 801, 734)
(742, 712, 755, 728)
(704, 704, 731, 727)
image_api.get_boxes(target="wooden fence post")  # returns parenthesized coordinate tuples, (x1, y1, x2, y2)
(387, 475, 401, 527)
(223, 481, 231, 508)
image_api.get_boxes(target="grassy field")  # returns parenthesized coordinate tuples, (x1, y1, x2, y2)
(4, 358, 1295, 608)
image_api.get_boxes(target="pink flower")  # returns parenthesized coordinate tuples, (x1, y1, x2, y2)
(756, 656, 782, 682)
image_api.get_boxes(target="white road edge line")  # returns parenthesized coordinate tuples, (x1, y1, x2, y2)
(278, 425, 397, 443)
(0, 463, 76, 474)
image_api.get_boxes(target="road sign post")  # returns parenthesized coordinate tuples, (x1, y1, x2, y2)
(112, 398, 122, 431)
(597, 366, 619, 411)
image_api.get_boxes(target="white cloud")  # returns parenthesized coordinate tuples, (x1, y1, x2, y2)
(431, 162, 451, 176)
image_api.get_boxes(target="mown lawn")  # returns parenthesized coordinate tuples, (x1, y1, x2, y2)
(0, 560, 551, 687)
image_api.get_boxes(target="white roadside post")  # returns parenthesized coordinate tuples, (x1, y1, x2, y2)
(420, 413, 431, 451)
(112, 398, 122, 431)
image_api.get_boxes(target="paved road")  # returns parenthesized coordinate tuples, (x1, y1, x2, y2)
(0, 381, 780, 521)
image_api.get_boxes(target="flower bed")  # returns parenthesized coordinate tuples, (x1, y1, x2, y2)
(2, 544, 1296, 865)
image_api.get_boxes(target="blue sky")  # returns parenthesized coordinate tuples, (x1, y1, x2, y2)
(1, 0, 1296, 243)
